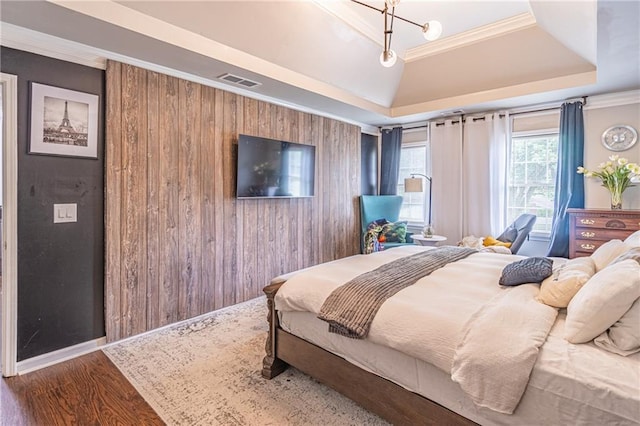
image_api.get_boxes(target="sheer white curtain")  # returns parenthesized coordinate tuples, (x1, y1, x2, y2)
(430, 119, 463, 244)
(462, 113, 510, 237)
(490, 113, 510, 235)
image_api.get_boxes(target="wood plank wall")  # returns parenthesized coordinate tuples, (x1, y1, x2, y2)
(105, 61, 361, 341)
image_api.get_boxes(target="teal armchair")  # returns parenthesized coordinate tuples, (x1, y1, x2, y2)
(360, 195, 414, 253)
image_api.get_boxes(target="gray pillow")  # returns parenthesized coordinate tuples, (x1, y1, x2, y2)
(499, 227, 519, 243)
(499, 257, 553, 286)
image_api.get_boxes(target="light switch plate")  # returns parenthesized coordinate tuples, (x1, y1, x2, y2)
(53, 203, 77, 223)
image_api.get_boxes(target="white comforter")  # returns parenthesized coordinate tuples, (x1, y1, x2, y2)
(274, 245, 557, 413)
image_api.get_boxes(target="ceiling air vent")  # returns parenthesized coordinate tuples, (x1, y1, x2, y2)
(217, 73, 261, 89)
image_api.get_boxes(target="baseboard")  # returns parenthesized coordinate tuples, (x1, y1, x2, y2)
(16, 337, 107, 375)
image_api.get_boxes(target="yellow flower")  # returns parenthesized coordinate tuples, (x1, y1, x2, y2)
(578, 156, 639, 198)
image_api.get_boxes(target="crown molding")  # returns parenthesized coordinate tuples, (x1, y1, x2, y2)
(0, 23, 106, 69)
(314, 4, 537, 63)
(312, 0, 382, 48)
(405, 13, 537, 62)
(585, 90, 640, 110)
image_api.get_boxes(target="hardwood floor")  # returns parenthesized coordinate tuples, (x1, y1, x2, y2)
(0, 351, 164, 425)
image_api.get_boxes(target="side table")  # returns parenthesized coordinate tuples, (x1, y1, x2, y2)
(412, 235, 447, 246)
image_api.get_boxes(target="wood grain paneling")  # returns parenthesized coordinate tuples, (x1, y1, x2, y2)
(146, 70, 160, 331)
(178, 79, 203, 321)
(201, 85, 217, 313)
(105, 61, 361, 341)
(121, 64, 148, 338)
(157, 73, 180, 326)
(105, 60, 123, 341)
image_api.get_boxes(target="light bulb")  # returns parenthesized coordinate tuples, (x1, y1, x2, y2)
(422, 20, 443, 41)
(379, 49, 397, 67)
(385, 0, 401, 7)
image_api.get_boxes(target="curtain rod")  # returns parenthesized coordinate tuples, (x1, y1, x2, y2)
(501, 105, 558, 118)
(500, 96, 587, 118)
(403, 124, 428, 131)
(380, 96, 588, 131)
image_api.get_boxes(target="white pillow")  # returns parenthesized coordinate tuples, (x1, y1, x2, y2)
(537, 257, 595, 308)
(624, 230, 640, 248)
(564, 259, 640, 344)
(590, 239, 629, 271)
(594, 298, 640, 356)
(609, 246, 640, 266)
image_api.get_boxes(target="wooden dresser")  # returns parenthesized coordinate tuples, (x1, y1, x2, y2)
(567, 208, 640, 258)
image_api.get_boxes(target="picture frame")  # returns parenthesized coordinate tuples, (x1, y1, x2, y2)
(29, 82, 99, 159)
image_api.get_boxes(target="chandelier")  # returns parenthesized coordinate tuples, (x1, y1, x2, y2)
(351, 0, 443, 67)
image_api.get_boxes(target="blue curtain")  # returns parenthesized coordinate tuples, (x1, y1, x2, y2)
(379, 127, 403, 195)
(361, 133, 378, 195)
(547, 102, 585, 257)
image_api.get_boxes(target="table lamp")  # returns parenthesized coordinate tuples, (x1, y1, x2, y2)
(404, 173, 433, 237)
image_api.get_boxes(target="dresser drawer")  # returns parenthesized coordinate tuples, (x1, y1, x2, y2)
(573, 216, 640, 231)
(572, 239, 608, 256)
(572, 227, 637, 242)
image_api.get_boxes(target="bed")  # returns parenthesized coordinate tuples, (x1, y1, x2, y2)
(262, 244, 640, 425)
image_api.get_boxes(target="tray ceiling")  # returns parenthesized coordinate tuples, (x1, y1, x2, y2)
(1, 0, 638, 126)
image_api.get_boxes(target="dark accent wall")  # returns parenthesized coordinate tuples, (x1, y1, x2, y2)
(1, 47, 105, 361)
(360, 133, 378, 195)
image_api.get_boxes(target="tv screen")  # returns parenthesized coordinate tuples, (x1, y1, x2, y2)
(236, 134, 316, 198)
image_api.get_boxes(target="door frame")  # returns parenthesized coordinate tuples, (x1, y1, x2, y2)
(1, 72, 18, 377)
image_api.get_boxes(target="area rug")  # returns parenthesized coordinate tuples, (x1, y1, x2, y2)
(103, 297, 388, 425)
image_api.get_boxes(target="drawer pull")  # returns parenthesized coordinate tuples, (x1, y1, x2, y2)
(581, 231, 595, 238)
(580, 219, 595, 225)
(605, 219, 626, 229)
(580, 244, 595, 250)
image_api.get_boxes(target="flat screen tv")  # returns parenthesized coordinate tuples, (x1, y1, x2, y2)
(236, 134, 316, 198)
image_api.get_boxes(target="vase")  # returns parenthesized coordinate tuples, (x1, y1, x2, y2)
(610, 190, 623, 210)
(422, 224, 434, 238)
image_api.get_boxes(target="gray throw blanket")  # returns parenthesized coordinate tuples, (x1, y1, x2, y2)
(318, 247, 477, 339)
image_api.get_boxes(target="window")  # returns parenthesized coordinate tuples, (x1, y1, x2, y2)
(397, 143, 427, 223)
(285, 148, 303, 196)
(507, 133, 558, 235)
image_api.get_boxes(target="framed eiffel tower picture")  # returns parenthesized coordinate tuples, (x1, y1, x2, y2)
(29, 82, 99, 158)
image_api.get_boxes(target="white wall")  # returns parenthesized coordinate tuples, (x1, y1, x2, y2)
(583, 101, 640, 209)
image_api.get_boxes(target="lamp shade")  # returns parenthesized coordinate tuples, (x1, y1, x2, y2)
(423, 20, 443, 41)
(404, 177, 423, 193)
(379, 49, 397, 67)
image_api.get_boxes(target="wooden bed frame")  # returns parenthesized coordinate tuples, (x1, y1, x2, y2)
(261, 279, 477, 426)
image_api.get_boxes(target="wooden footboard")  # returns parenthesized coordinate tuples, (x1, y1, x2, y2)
(261, 280, 476, 426)
(261, 278, 288, 379)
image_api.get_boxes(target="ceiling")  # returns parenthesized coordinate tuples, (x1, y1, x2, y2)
(1, 0, 638, 128)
